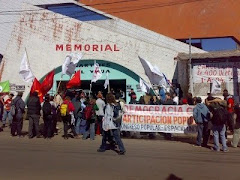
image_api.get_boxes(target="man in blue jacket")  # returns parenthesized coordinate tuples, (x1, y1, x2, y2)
(193, 97, 210, 147)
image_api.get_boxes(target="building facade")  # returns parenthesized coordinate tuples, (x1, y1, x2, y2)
(0, 1, 204, 102)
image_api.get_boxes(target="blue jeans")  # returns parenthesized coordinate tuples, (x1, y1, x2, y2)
(75, 117, 81, 135)
(99, 129, 126, 152)
(197, 124, 204, 146)
(83, 122, 95, 140)
(212, 124, 227, 151)
(2, 110, 13, 125)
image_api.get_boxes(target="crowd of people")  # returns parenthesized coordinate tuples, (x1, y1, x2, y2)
(0, 85, 240, 154)
(0, 90, 126, 155)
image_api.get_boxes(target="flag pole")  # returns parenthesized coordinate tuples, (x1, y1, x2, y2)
(89, 82, 92, 97)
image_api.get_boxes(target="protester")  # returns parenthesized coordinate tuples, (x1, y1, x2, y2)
(211, 100, 229, 152)
(0, 95, 4, 122)
(42, 94, 55, 139)
(128, 88, 136, 102)
(223, 89, 234, 139)
(60, 96, 79, 139)
(54, 91, 63, 123)
(50, 96, 58, 136)
(231, 105, 240, 148)
(193, 97, 210, 147)
(83, 98, 98, 140)
(187, 93, 194, 105)
(205, 93, 215, 106)
(129, 94, 138, 104)
(163, 93, 175, 105)
(96, 93, 105, 134)
(172, 92, 179, 105)
(72, 95, 82, 135)
(11, 92, 25, 137)
(27, 91, 41, 138)
(98, 93, 126, 155)
(159, 86, 166, 102)
(1, 93, 14, 128)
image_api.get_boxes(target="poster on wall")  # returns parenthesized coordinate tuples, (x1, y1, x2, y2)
(192, 61, 240, 83)
(120, 104, 196, 134)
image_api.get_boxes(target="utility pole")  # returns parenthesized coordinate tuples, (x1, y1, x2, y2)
(189, 37, 194, 95)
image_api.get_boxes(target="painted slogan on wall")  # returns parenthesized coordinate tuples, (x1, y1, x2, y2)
(192, 61, 240, 83)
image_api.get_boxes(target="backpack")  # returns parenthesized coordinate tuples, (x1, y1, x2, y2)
(10, 99, 20, 116)
(42, 102, 52, 116)
(113, 101, 123, 124)
(84, 106, 94, 120)
(60, 103, 69, 116)
(213, 107, 228, 125)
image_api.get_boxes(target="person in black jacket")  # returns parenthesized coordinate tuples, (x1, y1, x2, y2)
(211, 100, 229, 152)
(11, 92, 25, 137)
(27, 91, 41, 138)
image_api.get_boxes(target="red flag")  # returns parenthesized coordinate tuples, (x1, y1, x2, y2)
(66, 70, 81, 89)
(30, 78, 43, 102)
(41, 70, 55, 95)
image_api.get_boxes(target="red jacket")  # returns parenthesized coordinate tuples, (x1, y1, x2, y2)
(63, 100, 75, 112)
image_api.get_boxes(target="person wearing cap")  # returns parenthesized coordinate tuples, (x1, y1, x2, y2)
(193, 97, 211, 147)
(11, 92, 25, 137)
(1, 93, 14, 128)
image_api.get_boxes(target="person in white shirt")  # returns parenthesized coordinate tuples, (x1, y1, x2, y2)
(96, 92, 105, 134)
(173, 92, 179, 105)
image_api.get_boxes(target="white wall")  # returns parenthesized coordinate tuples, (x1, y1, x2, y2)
(1, 3, 204, 99)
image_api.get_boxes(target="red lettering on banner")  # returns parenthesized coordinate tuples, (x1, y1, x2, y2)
(219, 69, 224, 76)
(155, 106, 160, 112)
(207, 78, 212, 83)
(135, 105, 142, 111)
(168, 107, 174, 114)
(162, 106, 166, 114)
(143, 106, 149, 111)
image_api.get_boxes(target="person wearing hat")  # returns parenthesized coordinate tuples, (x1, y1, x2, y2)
(1, 93, 14, 128)
(211, 100, 229, 152)
(11, 92, 25, 137)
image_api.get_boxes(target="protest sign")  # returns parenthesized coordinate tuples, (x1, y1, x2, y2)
(121, 104, 196, 133)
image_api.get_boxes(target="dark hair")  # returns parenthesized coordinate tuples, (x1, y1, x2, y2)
(44, 94, 50, 102)
(18, 92, 23, 97)
(32, 91, 38, 97)
(196, 97, 202, 103)
(115, 93, 121, 100)
(106, 93, 116, 104)
(50, 96, 54, 101)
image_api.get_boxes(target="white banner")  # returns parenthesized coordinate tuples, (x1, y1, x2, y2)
(192, 62, 240, 83)
(120, 104, 196, 133)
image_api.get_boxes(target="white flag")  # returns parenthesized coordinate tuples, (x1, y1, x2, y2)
(104, 72, 109, 89)
(19, 51, 35, 82)
(139, 56, 165, 85)
(91, 62, 102, 83)
(211, 79, 221, 94)
(139, 78, 151, 93)
(62, 53, 83, 77)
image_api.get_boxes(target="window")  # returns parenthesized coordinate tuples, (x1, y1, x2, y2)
(38, 3, 111, 21)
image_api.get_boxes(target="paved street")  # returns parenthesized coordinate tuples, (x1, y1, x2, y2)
(1, 122, 240, 180)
